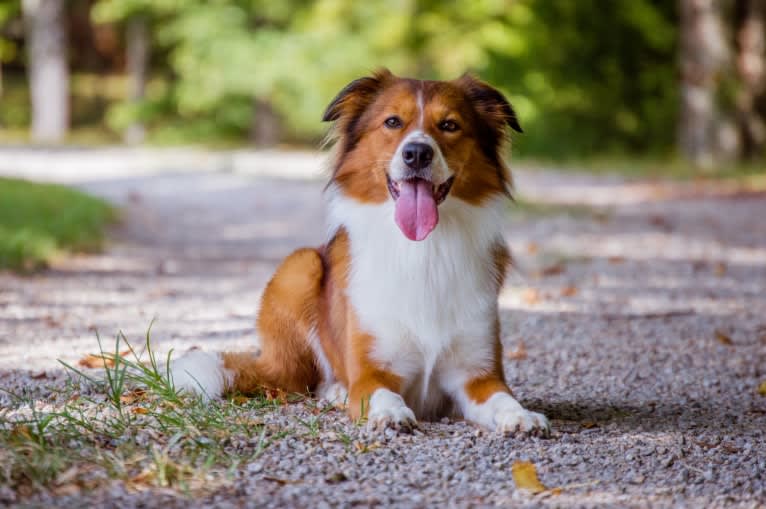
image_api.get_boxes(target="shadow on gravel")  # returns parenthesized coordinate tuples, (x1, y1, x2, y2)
(537, 399, 765, 435)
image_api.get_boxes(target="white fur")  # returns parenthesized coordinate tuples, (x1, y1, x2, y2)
(367, 388, 417, 430)
(327, 187, 519, 422)
(456, 391, 550, 434)
(167, 350, 233, 401)
(317, 381, 348, 408)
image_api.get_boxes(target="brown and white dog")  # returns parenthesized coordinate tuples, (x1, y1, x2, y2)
(169, 69, 550, 435)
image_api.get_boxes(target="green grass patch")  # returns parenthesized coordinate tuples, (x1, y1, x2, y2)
(0, 329, 301, 499)
(0, 178, 116, 271)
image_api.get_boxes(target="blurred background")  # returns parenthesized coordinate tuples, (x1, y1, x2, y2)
(0, 0, 764, 168)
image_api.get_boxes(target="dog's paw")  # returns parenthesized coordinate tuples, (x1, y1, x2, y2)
(317, 381, 348, 409)
(366, 388, 417, 432)
(494, 406, 550, 437)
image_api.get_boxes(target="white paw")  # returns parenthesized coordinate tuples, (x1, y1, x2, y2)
(317, 381, 348, 408)
(494, 406, 550, 436)
(167, 350, 232, 400)
(366, 388, 417, 432)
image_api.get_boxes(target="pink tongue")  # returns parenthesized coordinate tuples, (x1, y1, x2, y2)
(394, 179, 438, 241)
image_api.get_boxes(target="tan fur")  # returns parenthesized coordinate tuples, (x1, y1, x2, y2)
(216, 70, 524, 424)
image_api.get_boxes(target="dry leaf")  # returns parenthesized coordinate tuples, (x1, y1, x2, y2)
(506, 341, 528, 361)
(52, 483, 81, 496)
(120, 388, 148, 405)
(526, 242, 539, 254)
(232, 395, 250, 406)
(31, 371, 48, 380)
(539, 263, 565, 277)
(11, 425, 32, 440)
(581, 420, 598, 429)
(758, 381, 766, 396)
(131, 407, 149, 415)
(560, 286, 579, 297)
(522, 288, 541, 305)
(512, 461, 547, 494)
(715, 330, 733, 346)
(607, 256, 625, 264)
(714, 262, 727, 277)
(78, 350, 131, 369)
(129, 470, 155, 487)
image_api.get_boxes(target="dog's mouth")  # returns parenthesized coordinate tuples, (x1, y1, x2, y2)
(386, 175, 455, 241)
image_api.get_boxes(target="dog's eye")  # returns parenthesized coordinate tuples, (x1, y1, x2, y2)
(384, 116, 403, 129)
(438, 120, 459, 132)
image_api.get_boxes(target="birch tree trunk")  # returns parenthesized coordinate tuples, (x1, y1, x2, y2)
(250, 98, 280, 147)
(124, 15, 148, 144)
(678, 0, 728, 167)
(735, 0, 766, 159)
(22, 0, 69, 143)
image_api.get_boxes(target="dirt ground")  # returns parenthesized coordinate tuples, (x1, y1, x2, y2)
(1, 150, 765, 507)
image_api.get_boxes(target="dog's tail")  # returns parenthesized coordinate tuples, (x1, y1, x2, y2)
(168, 248, 324, 400)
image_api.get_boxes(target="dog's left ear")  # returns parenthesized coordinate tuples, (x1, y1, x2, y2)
(456, 74, 522, 133)
(322, 68, 393, 123)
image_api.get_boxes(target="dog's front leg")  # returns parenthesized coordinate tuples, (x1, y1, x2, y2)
(346, 331, 416, 431)
(447, 371, 550, 436)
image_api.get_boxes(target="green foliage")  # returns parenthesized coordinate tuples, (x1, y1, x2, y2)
(0, 0, 21, 64)
(0, 178, 115, 271)
(88, 0, 680, 156)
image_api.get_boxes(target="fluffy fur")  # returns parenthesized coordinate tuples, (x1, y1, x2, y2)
(169, 69, 549, 435)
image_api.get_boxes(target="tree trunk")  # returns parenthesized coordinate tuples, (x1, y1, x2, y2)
(250, 98, 280, 147)
(678, 0, 728, 168)
(124, 15, 148, 145)
(22, 0, 69, 143)
(735, 0, 766, 160)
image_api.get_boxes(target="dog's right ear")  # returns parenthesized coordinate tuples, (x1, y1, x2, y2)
(322, 68, 393, 122)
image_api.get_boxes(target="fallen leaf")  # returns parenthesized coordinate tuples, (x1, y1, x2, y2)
(560, 286, 578, 297)
(11, 425, 32, 441)
(231, 395, 250, 406)
(758, 381, 766, 396)
(31, 371, 48, 380)
(512, 461, 546, 494)
(526, 242, 539, 254)
(506, 341, 528, 361)
(522, 288, 541, 305)
(581, 420, 598, 429)
(78, 350, 132, 369)
(129, 470, 155, 487)
(648, 214, 672, 231)
(263, 476, 303, 485)
(131, 407, 149, 415)
(715, 330, 733, 346)
(539, 263, 565, 277)
(607, 256, 625, 264)
(120, 388, 148, 405)
(52, 483, 81, 496)
(325, 472, 348, 484)
(714, 262, 727, 277)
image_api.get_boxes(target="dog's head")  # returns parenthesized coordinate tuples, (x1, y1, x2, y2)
(324, 69, 521, 241)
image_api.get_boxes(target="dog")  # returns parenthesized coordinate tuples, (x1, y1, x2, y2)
(169, 69, 550, 435)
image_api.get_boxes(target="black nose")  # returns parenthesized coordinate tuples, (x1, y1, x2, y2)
(402, 142, 434, 170)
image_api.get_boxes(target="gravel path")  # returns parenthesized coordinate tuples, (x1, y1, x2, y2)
(1, 151, 765, 507)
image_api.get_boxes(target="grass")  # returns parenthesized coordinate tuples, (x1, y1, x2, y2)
(0, 329, 306, 500)
(0, 177, 116, 271)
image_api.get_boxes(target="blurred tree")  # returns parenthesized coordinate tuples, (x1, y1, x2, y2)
(678, 0, 728, 167)
(22, 0, 69, 142)
(734, 0, 766, 160)
(0, 0, 21, 99)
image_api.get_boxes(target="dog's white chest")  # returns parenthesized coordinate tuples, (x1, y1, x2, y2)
(329, 193, 506, 389)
